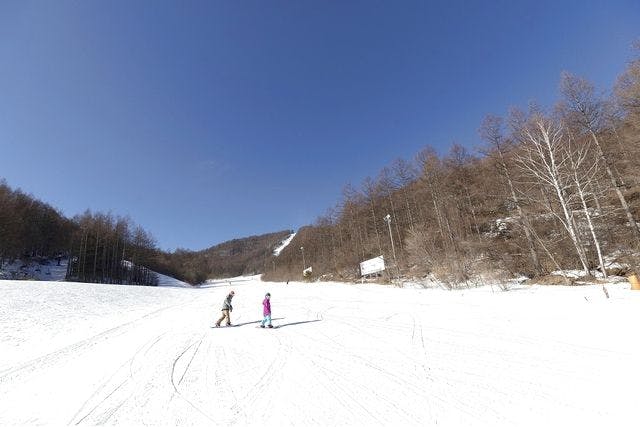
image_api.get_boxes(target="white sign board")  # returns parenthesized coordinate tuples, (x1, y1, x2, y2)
(360, 255, 385, 276)
(303, 266, 313, 277)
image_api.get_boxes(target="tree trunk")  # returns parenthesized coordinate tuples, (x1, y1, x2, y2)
(590, 130, 640, 245)
(498, 146, 542, 274)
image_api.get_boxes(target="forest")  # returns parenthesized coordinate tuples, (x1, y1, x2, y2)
(264, 50, 640, 285)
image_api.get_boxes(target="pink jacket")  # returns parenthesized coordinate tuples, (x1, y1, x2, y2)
(263, 298, 271, 316)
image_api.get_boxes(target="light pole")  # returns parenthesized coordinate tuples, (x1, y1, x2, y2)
(300, 246, 306, 271)
(383, 214, 399, 280)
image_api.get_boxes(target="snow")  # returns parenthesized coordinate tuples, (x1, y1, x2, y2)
(202, 275, 263, 288)
(0, 257, 192, 288)
(156, 272, 191, 288)
(273, 232, 296, 256)
(1, 277, 639, 425)
(0, 258, 68, 281)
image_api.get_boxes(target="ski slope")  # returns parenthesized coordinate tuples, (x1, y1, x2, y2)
(1, 278, 639, 426)
(273, 232, 296, 256)
(156, 271, 191, 288)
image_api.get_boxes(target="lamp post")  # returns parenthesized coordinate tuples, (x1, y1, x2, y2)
(383, 214, 399, 280)
(300, 246, 306, 271)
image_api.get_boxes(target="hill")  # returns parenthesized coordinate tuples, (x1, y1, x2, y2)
(150, 230, 294, 284)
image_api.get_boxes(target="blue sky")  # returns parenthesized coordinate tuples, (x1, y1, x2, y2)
(1, 1, 638, 251)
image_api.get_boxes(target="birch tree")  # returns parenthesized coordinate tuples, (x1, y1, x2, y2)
(559, 72, 640, 245)
(480, 115, 543, 274)
(514, 115, 591, 275)
(563, 133, 608, 277)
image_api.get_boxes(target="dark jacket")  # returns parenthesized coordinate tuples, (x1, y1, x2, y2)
(222, 294, 233, 311)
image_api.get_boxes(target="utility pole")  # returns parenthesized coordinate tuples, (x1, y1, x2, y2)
(384, 214, 400, 281)
(300, 246, 306, 271)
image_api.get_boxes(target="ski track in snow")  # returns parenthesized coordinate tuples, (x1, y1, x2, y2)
(1, 279, 639, 426)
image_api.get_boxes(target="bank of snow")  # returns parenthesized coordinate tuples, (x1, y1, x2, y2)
(1, 278, 639, 426)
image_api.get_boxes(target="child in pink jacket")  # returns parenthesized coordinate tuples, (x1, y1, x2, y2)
(260, 293, 272, 328)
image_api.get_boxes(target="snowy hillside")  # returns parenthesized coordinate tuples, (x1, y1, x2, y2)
(155, 272, 191, 288)
(1, 278, 639, 425)
(0, 258, 68, 281)
(1, 258, 191, 288)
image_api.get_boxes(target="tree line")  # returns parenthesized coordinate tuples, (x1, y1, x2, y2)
(264, 48, 640, 286)
(0, 180, 74, 266)
(0, 182, 291, 285)
(0, 185, 162, 286)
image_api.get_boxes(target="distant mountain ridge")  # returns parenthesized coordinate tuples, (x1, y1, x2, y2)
(200, 230, 294, 277)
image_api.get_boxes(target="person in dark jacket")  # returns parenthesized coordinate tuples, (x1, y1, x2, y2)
(260, 292, 272, 328)
(215, 290, 235, 327)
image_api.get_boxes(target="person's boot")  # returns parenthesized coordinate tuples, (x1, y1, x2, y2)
(268, 325, 273, 328)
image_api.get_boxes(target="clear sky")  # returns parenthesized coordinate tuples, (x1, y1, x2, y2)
(1, 1, 638, 251)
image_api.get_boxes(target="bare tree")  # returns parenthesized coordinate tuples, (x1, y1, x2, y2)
(559, 72, 640, 245)
(514, 114, 591, 275)
(563, 133, 608, 277)
(480, 115, 543, 274)
(614, 44, 640, 126)
(362, 177, 384, 255)
(377, 167, 404, 251)
(391, 158, 419, 230)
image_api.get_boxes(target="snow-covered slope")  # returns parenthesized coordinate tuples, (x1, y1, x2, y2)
(0, 259, 68, 281)
(273, 232, 296, 256)
(1, 258, 191, 287)
(156, 272, 191, 287)
(0, 278, 638, 425)
(203, 275, 262, 288)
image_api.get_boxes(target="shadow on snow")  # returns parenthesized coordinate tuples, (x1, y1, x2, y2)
(275, 319, 322, 328)
(234, 317, 285, 327)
